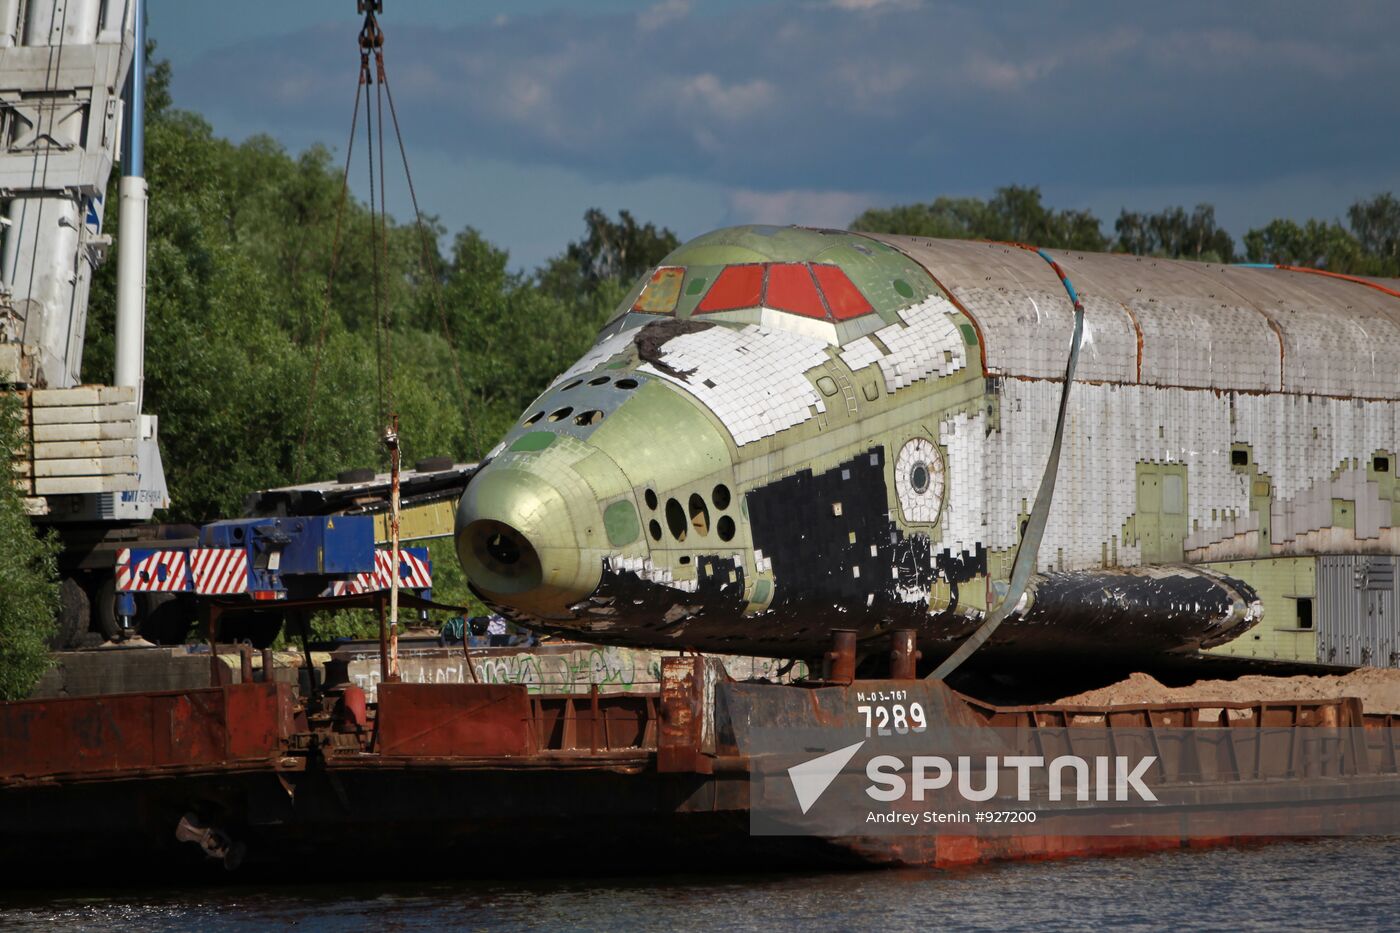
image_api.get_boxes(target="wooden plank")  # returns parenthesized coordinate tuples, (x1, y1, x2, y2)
(29, 386, 136, 406)
(35, 474, 136, 494)
(31, 421, 135, 442)
(32, 456, 138, 477)
(30, 402, 137, 425)
(32, 438, 135, 459)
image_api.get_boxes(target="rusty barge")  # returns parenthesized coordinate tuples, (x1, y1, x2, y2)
(3, 635, 1400, 882)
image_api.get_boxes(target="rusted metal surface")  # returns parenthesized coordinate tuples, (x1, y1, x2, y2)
(5, 660, 1400, 879)
(375, 683, 532, 757)
(0, 683, 293, 781)
(529, 692, 657, 752)
(889, 629, 921, 680)
(955, 691, 1375, 784)
(823, 629, 857, 684)
(658, 656, 709, 772)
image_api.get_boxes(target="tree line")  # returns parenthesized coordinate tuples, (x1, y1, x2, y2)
(851, 185, 1400, 274)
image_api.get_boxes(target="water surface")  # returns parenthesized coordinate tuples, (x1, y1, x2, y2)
(1, 837, 1394, 931)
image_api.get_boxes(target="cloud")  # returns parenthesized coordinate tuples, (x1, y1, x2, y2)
(678, 74, 777, 121)
(725, 187, 876, 228)
(172, 0, 1400, 245)
(638, 0, 691, 32)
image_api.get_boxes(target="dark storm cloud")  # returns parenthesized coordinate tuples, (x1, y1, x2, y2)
(176, 0, 1400, 199)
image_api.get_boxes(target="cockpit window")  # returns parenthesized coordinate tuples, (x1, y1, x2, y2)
(811, 264, 875, 320)
(765, 263, 827, 319)
(696, 263, 764, 313)
(631, 266, 685, 314)
(693, 261, 877, 324)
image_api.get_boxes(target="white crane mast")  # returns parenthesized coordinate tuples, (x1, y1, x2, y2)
(0, 0, 165, 521)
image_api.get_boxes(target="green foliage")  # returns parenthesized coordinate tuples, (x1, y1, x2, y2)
(1114, 204, 1236, 263)
(539, 208, 679, 299)
(851, 185, 1108, 251)
(1244, 194, 1400, 275)
(854, 188, 1400, 274)
(0, 395, 58, 699)
(1347, 193, 1400, 269)
(86, 59, 663, 524)
(1242, 218, 1362, 270)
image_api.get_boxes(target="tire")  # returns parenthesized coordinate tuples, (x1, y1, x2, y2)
(50, 575, 91, 649)
(414, 456, 454, 473)
(138, 593, 197, 645)
(91, 573, 121, 642)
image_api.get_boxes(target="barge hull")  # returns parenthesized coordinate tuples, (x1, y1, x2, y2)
(2, 661, 1399, 881)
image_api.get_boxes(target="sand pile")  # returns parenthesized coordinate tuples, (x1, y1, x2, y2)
(1055, 668, 1400, 715)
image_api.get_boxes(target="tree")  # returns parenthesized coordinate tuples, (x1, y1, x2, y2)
(851, 186, 1107, 251)
(1242, 218, 1363, 270)
(0, 394, 58, 699)
(1347, 193, 1400, 273)
(1114, 204, 1235, 263)
(568, 208, 679, 287)
(1240, 193, 1400, 275)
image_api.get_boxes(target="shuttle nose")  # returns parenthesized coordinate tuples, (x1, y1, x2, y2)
(456, 466, 604, 620)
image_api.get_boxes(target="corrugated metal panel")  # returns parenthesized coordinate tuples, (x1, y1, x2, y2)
(1045, 250, 1281, 393)
(862, 236, 1138, 384)
(869, 234, 1400, 400)
(1214, 267, 1400, 400)
(1317, 555, 1400, 667)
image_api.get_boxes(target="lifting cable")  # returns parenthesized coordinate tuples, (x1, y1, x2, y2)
(363, 7, 390, 424)
(295, 0, 479, 481)
(928, 246, 1084, 681)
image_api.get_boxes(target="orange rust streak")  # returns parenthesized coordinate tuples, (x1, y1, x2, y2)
(1275, 264, 1400, 300)
(921, 269, 990, 376)
(1115, 300, 1144, 383)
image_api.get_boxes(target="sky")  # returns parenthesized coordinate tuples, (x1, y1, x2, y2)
(153, 0, 1400, 271)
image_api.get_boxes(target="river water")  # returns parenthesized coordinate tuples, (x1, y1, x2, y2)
(1, 837, 1395, 931)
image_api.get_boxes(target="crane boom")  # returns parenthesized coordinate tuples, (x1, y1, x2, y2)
(0, 0, 166, 522)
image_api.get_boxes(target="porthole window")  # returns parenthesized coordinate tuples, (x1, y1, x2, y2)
(588, 376, 610, 386)
(717, 515, 736, 541)
(910, 463, 929, 494)
(574, 410, 604, 426)
(560, 379, 583, 392)
(665, 498, 688, 541)
(894, 437, 946, 525)
(644, 489, 658, 511)
(712, 484, 732, 510)
(648, 519, 663, 542)
(689, 493, 710, 537)
(614, 378, 639, 390)
(523, 411, 544, 425)
(547, 407, 574, 422)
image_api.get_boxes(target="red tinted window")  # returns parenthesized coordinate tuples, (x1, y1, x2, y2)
(812, 264, 875, 320)
(765, 263, 827, 319)
(696, 264, 764, 313)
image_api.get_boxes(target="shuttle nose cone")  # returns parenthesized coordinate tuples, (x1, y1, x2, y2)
(455, 466, 603, 620)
